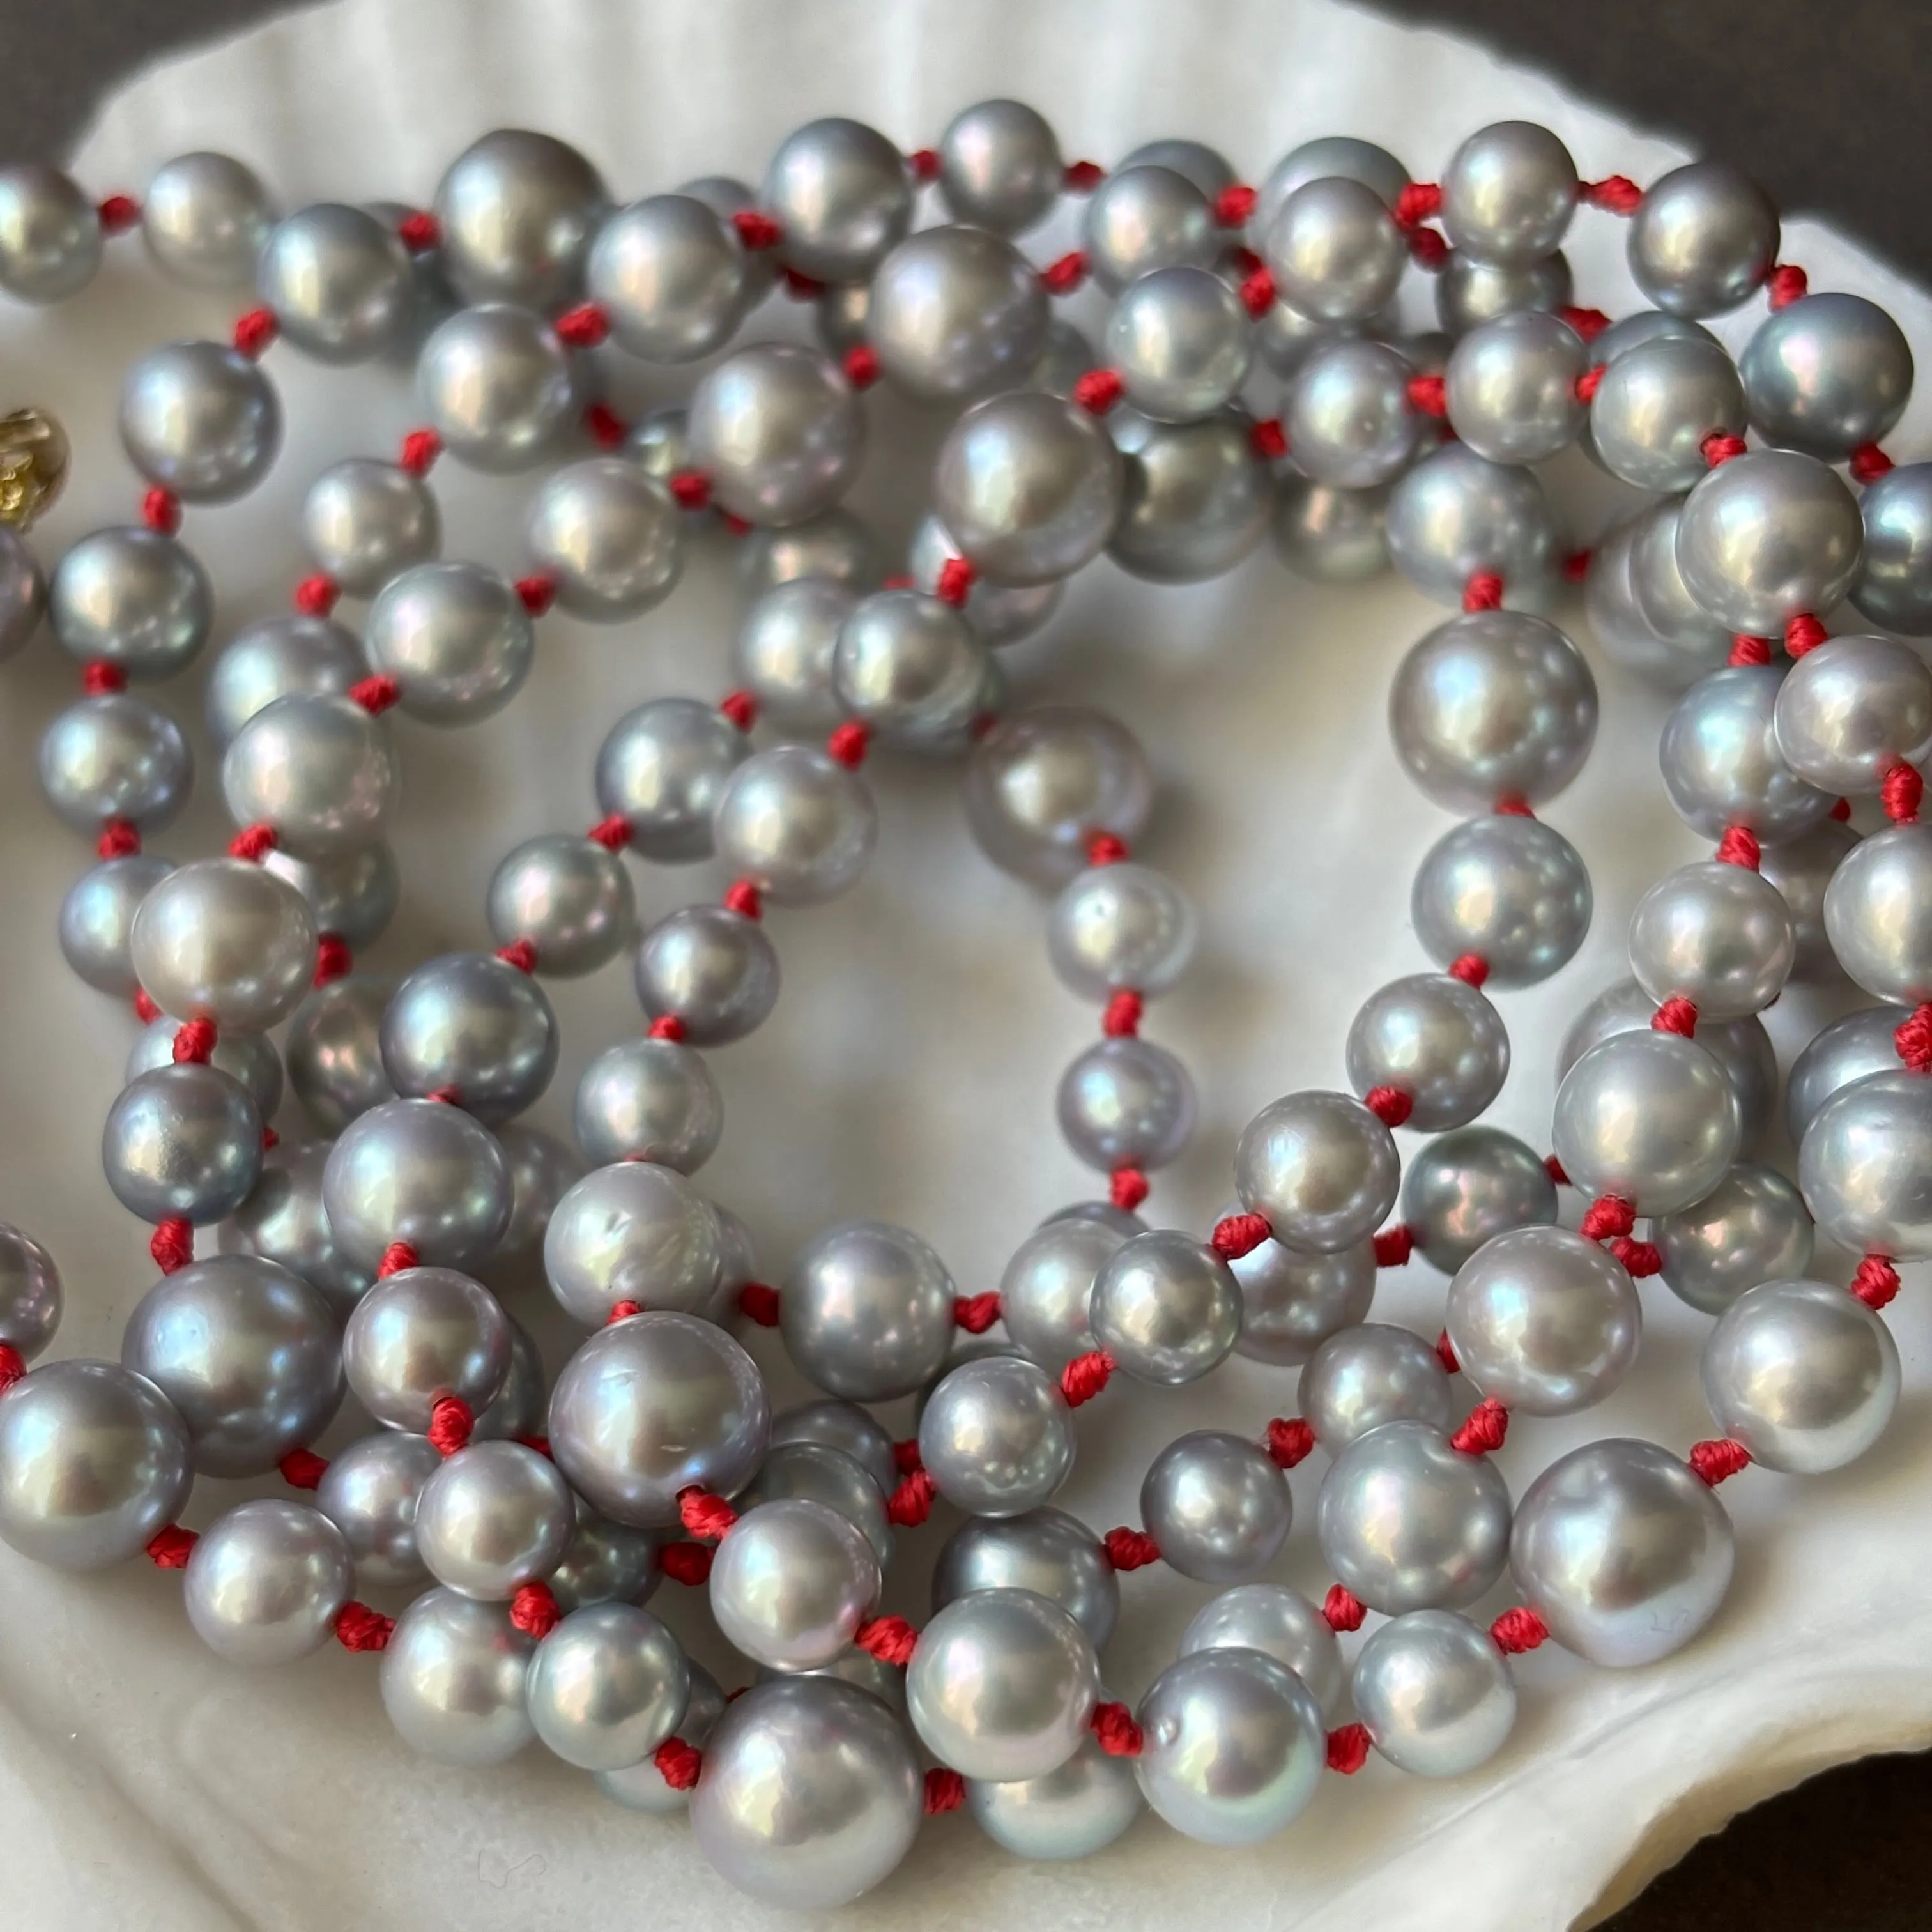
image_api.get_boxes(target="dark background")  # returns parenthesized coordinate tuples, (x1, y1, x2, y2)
(6, 2, 1930, 1926)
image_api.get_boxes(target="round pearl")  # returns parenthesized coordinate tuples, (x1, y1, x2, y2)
(1589, 336, 1747, 492)
(832, 589, 990, 750)
(183, 1499, 352, 1666)
(1552, 1029, 1741, 1215)
(379, 1588, 535, 1765)
(595, 696, 748, 864)
(222, 693, 399, 859)
(919, 1355, 1075, 1517)
(634, 905, 779, 1045)
(257, 203, 415, 363)
(1441, 121, 1575, 263)
(525, 459, 682, 618)
(1785, 1005, 1907, 1145)
(737, 507, 877, 598)
(1411, 815, 1593, 988)
(869, 224, 1048, 401)
(1234, 1089, 1399, 1252)
(1261, 175, 1406, 323)
(0, 165, 100, 300)
(759, 117, 910, 285)
(1135, 1648, 1324, 1846)
(1823, 823, 1932, 1003)
(548, 1310, 769, 1528)
(1283, 339, 1422, 487)
(414, 1438, 574, 1598)
(967, 1735, 1144, 1862)
(314, 1430, 442, 1586)
(931, 1507, 1118, 1648)
(284, 975, 397, 1133)
(364, 561, 534, 724)
(341, 1264, 509, 1430)
(770, 1399, 898, 1502)
(1627, 160, 1779, 317)
(379, 951, 557, 1124)
(1759, 817, 1861, 983)
(119, 341, 280, 504)
(542, 1161, 721, 1324)
(102, 1061, 261, 1224)
(997, 1216, 1122, 1371)
(690, 1676, 920, 1909)
(526, 1601, 689, 1770)
(1080, 165, 1216, 294)
(1587, 513, 1703, 693)
(50, 526, 210, 680)
(1353, 1609, 1517, 1777)
(737, 1442, 890, 1568)
(1659, 664, 1832, 845)
(934, 99, 1061, 234)
(712, 745, 876, 905)
(781, 1220, 954, 1402)
(598, 1662, 724, 1811)
(1628, 859, 1797, 1021)
(934, 390, 1123, 587)
(487, 833, 634, 977)
(1108, 408, 1271, 584)
(433, 128, 607, 309)
(60, 855, 174, 997)
(1775, 634, 1932, 794)
(1271, 475, 1392, 582)
(1445, 310, 1588, 464)
(735, 579, 852, 730)
(417, 305, 574, 475)
(1852, 462, 1932, 636)
(1105, 264, 1251, 422)
(1046, 862, 1195, 1002)
(585, 194, 749, 360)
(965, 707, 1151, 887)
(1318, 1418, 1512, 1613)
(1255, 137, 1408, 234)
(1741, 293, 1912, 461)
(1401, 1126, 1558, 1275)
(1140, 1430, 1292, 1583)
(130, 858, 316, 1030)
(204, 615, 364, 750)
(1346, 972, 1509, 1131)
(1056, 1036, 1196, 1172)
(302, 457, 440, 595)
(1090, 1230, 1241, 1386)
(1118, 139, 1237, 198)
(1446, 1225, 1643, 1415)
(709, 1496, 880, 1672)
(907, 1588, 1099, 1782)
(1705, 1278, 1899, 1473)
(1181, 1583, 1345, 1716)
(1511, 1438, 1734, 1666)
(0, 1226, 61, 1362)
(1673, 448, 1863, 636)
(1385, 443, 1558, 606)
(1436, 250, 1573, 335)
(1798, 1070, 1932, 1259)
(547, 1494, 663, 1612)
(573, 1038, 719, 1172)
(322, 1096, 508, 1275)
(688, 343, 866, 527)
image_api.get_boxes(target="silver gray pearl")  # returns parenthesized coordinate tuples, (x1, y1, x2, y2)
(1703, 1278, 1899, 1472)
(1234, 1089, 1399, 1253)
(379, 1586, 535, 1765)
(1629, 858, 1797, 1021)
(302, 457, 440, 595)
(414, 1438, 574, 1598)
(1140, 1430, 1292, 1583)
(1046, 861, 1195, 1000)
(1255, 138, 1408, 235)
(735, 578, 851, 728)
(286, 975, 397, 1133)
(315, 1429, 447, 1587)
(222, 692, 399, 859)
(526, 1601, 689, 1770)
(1823, 823, 1932, 1004)
(997, 1215, 1122, 1371)
(1851, 461, 1932, 636)
(1440, 120, 1575, 263)
(712, 744, 876, 905)
(1300, 1323, 1455, 1448)
(1628, 160, 1779, 316)
(1775, 633, 1932, 795)
(548, 1310, 769, 1527)
(1758, 815, 1860, 983)
(1659, 664, 1832, 845)
(1402, 1127, 1558, 1275)
(1623, 494, 1762, 690)
(936, 99, 1062, 234)
(433, 128, 607, 309)
(908, 1588, 1099, 1782)
(1108, 406, 1271, 584)
(1595, 309, 1724, 364)
(119, 341, 280, 503)
(1412, 815, 1593, 988)
(1118, 139, 1236, 199)
(470, 1313, 547, 1441)
(739, 1441, 890, 1567)
(0, 164, 100, 300)
(689, 1676, 920, 1909)
(1317, 1418, 1512, 1613)
(0, 1360, 190, 1568)
(50, 526, 210, 681)
(595, 696, 747, 864)
(321, 1099, 510, 1271)
(709, 1496, 880, 1672)
(1510, 1438, 1735, 1665)
(257, 203, 415, 362)
(379, 951, 557, 1124)
(1284, 338, 1422, 487)
(1445, 310, 1587, 464)
(487, 833, 633, 977)
(1743, 292, 1912, 461)
(1798, 1069, 1932, 1259)
(634, 905, 779, 1045)
(1252, 294, 1361, 380)
(832, 588, 990, 749)
(547, 1492, 662, 1612)
(183, 1499, 351, 1666)
(1785, 1005, 1908, 1146)
(1105, 264, 1250, 422)
(417, 304, 575, 475)
(142, 153, 273, 287)
(1353, 1609, 1517, 1777)
(205, 615, 364, 751)
(735, 507, 876, 597)
(1180, 1583, 1344, 1716)
(543, 1160, 721, 1324)
(931, 1506, 1117, 1648)
(933, 390, 1123, 588)
(816, 277, 871, 358)
(0, 1226, 61, 1362)
(965, 705, 1153, 885)
(762, 118, 911, 284)
(688, 342, 866, 527)
(1056, 1036, 1196, 1172)
(626, 401, 694, 482)
(1080, 164, 1215, 295)
(1436, 249, 1573, 335)
(59, 855, 174, 997)
(1262, 175, 1406, 323)
(869, 224, 1048, 401)
(762, 1400, 893, 1499)
(1446, 1225, 1643, 1415)
(1134, 1648, 1324, 1846)
(363, 560, 535, 724)
(919, 1355, 1075, 1517)
(967, 1734, 1144, 1862)
(126, 1013, 280, 1123)
(573, 1038, 719, 1173)
(1589, 335, 1747, 492)
(1346, 972, 1509, 1131)
(1271, 474, 1392, 582)
(102, 1061, 261, 1225)
(486, 1126, 584, 1276)
(782, 1220, 954, 1402)
(1090, 1229, 1241, 1386)
(218, 1140, 369, 1319)
(341, 1264, 510, 1430)
(1587, 512, 1693, 693)
(1226, 1221, 1376, 1367)
(38, 705, 176, 837)
(586, 194, 748, 360)
(1675, 449, 1864, 636)
(1386, 443, 1558, 606)
(525, 458, 682, 619)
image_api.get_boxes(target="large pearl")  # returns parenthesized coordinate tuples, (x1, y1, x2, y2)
(1823, 823, 1932, 1004)
(417, 304, 575, 474)
(379, 951, 557, 1124)
(931, 1506, 1118, 1648)
(1300, 1324, 1453, 1448)
(781, 1220, 955, 1402)
(362, 561, 535, 724)
(966, 1733, 1144, 1862)
(341, 1264, 510, 1430)
(1139, 1430, 1292, 1583)
(59, 855, 174, 998)
(130, 857, 316, 1031)
(734, 578, 853, 730)
(1740, 293, 1913, 462)
(935, 98, 1061, 234)
(525, 459, 682, 619)
(585, 194, 749, 361)
(40, 695, 193, 836)
(257, 203, 415, 363)
(302, 457, 439, 595)
(321, 1098, 511, 1270)
(432, 128, 608, 309)
(869, 224, 1048, 401)
(489, 834, 634, 977)
(1108, 408, 1271, 584)
(1080, 164, 1215, 294)
(1353, 1609, 1517, 1777)
(525, 1600, 687, 1773)
(1798, 1069, 1932, 1259)
(314, 1429, 443, 1587)
(204, 615, 364, 750)
(1773, 634, 1932, 795)
(919, 1355, 1075, 1517)
(572, 1038, 719, 1172)
(378, 1587, 535, 1765)
(633, 905, 780, 1045)
(1345, 972, 1509, 1130)
(543, 1160, 722, 1324)
(1089, 1230, 1241, 1386)
(832, 588, 990, 751)
(709, 1496, 881, 1671)
(102, 1061, 262, 1225)
(1225, 1218, 1376, 1366)
(1181, 1583, 1345, 1716)
(1445, 310, 1588, 464)
(964, 707, 1152, 886)
(1441, 120, 1575, 263)
(688, 343, 866, 527)
(51, 526, 211, 681)
(119, 340, 280, 504)
(182, 1499, 352, 1665)
(1852, 461, 1932, 636)
(1627, 160, 1778, 317)
(1106, 265, 1251, 422)
(1284, 338, 1421, 487)
(1589, 335, 1747, 492)
(1654, 1162, 1816, 1315)
(712, 744, 877, 905)
(1385, 443, 1557, 606)
(413, 1438, 574, 1599)
(1627, 859, 1796, 1022)
(284, 976, 397, 1133)
(1659, 663, 1831, 845)
(1261, 175, 1406, 323)
(222, 693, 399, 859)
(1400, 1126, 1558, 1275)
(1234, 1089, 1399, 1252)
